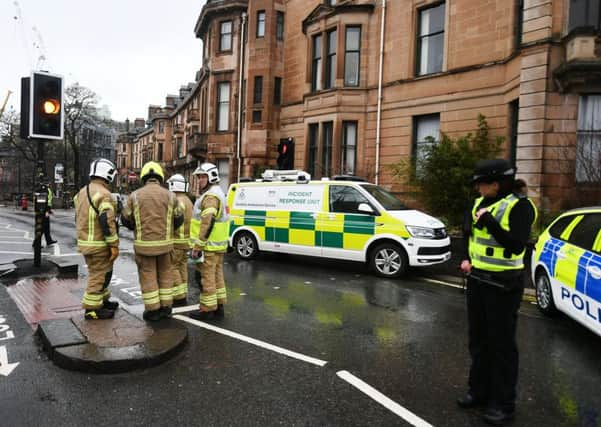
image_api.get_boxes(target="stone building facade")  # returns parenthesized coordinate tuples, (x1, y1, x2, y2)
(123, 0, 600, 212)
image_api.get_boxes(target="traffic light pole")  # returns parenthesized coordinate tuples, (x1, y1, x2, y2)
(33, 139, 45, 267)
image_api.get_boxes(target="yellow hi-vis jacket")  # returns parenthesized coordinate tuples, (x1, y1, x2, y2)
(74, 179, 119, 255)
(469, 193, 538, 272)
(173, 192, 194, 250)
(122, 180, 183, 256)
(191, 184, 230, 253)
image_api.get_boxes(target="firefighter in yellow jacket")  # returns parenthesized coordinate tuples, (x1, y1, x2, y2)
(166, 174, 194, 307)
(74, 159, 120, 320)
(121, 161, 184, 321)
(189, 163, 229, 321)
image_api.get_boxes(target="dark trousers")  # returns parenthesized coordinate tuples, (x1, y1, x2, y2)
(466, 274, 523, 411)
(42, 215, 53, 244)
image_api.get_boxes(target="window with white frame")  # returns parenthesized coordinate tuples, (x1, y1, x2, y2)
(416, 3, 445, 76)
(325, 29, 337, 89)
(576, 95, 601, 183)
(344, 27, 361, 86)
(342, 121, 357, 175)
(312, 34, 323, 91)
(220, 21, 232, 51)
(216, 82, 230, 131)
(218, 159, 230, 193)
(256, 11, 265, 38)
(413, 114, 440, 176)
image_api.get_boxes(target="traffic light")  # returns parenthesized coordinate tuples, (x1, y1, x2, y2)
(277, 138, 294, 170)
(20, 71, 64, 140)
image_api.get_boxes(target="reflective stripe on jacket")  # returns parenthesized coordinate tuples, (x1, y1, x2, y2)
(123, 180, 181, 256)
(74, 179, 118, 255)
(469, 193, 538, 272)
(191, 185, 230, 252)
(173, 193, 194, 249)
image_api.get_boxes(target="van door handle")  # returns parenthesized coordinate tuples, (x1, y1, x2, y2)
(310, 213, 318, 219)
(556, 252, 567, 260)
(328, 214, 336, 219)
(587, 266, 601, 279)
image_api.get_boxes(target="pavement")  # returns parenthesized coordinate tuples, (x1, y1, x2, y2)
(0, 204, 535, 374)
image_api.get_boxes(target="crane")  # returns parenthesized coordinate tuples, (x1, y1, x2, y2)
(32, 26, 48, 69)
(0, 91, 12, 118)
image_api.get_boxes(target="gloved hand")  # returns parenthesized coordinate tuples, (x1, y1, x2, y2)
(109, 246, 119, 263)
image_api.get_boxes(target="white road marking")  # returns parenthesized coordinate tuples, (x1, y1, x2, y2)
(0, 346, 19, 376)
(173, 314, 328, 367)
(53, 244, 61, 256)
(0, 251, 33, 255)
(417, 277, 464, 290)
(336, 371, 433, 427)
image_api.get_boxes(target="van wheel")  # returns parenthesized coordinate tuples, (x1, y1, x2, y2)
(234, 231, 258, 260)
(369, 243, 408, 278)
(535, 270, 557, 316)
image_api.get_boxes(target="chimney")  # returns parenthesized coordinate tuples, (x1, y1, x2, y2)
(134, 118, 145, 129)
(125, 118, 130, 132)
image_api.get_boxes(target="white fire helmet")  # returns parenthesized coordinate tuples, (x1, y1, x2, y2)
(193, 162, 220, 184)
(166, 174, 188, 192)
(89, 158, 117, 183)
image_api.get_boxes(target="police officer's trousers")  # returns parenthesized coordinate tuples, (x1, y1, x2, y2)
(135, 253, 173, 311)
(466, 276, 523, 412)
(82, 251, 114, 309)
(196, 252, 226, 311)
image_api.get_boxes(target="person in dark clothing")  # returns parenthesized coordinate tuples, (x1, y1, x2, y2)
(33, 183, 57, 247)
(457, 159, 537, 426)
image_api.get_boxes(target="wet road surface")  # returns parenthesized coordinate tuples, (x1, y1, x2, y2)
(1, 207, 600, 426)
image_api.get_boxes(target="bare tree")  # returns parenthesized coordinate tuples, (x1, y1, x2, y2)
(64, 83, 100, 188)
(0, 108, 37, 162)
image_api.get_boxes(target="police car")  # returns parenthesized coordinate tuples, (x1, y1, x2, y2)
(227, 170, 451, 278)
(532, 207, 601, 337)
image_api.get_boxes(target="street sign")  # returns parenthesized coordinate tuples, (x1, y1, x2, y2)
(54, 163, 64, 183)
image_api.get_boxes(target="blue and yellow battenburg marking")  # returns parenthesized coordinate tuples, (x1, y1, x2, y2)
(537, 237, 601, 304)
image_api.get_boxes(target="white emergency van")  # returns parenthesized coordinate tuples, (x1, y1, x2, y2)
(227, 171, 451, 278)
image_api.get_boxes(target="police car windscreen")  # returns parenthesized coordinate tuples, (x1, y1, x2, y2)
(360, 184, 407, 210)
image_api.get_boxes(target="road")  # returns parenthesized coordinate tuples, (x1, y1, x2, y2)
(0, 206, 600, 426)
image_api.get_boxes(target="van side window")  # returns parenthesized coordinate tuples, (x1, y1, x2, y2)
(329, 185, 371, 214)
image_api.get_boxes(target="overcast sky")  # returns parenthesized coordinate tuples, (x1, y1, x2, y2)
(1, 0, 206, 122)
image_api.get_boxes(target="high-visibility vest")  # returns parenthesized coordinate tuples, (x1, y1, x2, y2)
(469, 193, 538, 272)
(47, 188, 53, 208)
(191, 185, 230, 252)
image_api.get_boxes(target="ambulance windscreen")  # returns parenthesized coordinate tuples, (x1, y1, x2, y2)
(361, 184, 407, 210)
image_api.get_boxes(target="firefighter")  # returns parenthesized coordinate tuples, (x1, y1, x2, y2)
(457, 159, 537, 425)
(74, 159, 120, 320)
(121, 161, 184, 321)
(166, 174, 194, 307)
(188, 162, 229, 321)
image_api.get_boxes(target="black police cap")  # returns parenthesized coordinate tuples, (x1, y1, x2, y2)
(472, 159, 515, 183)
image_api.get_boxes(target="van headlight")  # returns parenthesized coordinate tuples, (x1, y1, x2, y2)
(405, 225, 437, 239)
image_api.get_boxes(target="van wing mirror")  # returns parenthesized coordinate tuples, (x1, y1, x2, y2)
(358, 203, 374, 215)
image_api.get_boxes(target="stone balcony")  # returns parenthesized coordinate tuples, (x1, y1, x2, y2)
(187, 132, 208, 159)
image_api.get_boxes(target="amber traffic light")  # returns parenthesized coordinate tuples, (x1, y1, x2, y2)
(20, 71, 64, 140)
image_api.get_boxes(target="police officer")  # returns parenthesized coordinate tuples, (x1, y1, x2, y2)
(458, 159, 537, 425)
(166, 174, 194, 307)
(188, 163, 229, 321)
(121, 161, 184, 321)
(74, 159, 120, 319)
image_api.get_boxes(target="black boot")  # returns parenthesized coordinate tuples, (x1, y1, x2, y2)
(188, 310, 215, 321)
(214, 304, 224, 319)
(85, 308, 115, 320)
(103, 299, 119, 310)
(457, 392, 487, 409)
(483, 407, 515, 425)
(159, 306, 172, 318)
(143, 309, 162, 322)
(172, 298, 188, 308)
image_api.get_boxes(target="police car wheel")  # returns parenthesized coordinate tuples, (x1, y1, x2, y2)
(535, 270, 557, 316)
(370, 243, 408, 278)
(234, 231, 258, 260)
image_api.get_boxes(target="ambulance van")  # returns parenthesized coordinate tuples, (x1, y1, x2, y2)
(227, 171, 451, 278)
